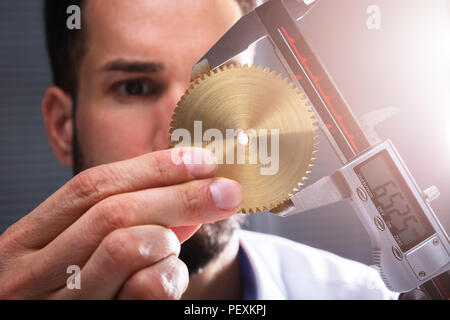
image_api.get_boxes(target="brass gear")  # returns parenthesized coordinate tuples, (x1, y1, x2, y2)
(170, 64, 318, 213)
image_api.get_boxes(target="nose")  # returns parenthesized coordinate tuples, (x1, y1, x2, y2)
(152, 84, 188, 151)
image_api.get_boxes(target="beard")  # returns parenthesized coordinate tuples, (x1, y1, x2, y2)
(178, 215, 245, 275)
(72, 124, 246, 275)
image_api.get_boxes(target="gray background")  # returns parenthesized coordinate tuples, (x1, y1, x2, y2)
(1, 0, 449, 266)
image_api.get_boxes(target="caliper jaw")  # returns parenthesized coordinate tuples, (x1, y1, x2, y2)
(270, 170, 352, 216)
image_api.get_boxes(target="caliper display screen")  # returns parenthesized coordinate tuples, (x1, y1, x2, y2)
(354, 150, 434, 252)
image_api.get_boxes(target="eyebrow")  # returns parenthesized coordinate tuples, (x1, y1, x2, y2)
(100, 59, 165, 73)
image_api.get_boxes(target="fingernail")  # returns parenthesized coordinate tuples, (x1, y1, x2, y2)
(209, 178, 242, 211)
(182, 148, 217, 178)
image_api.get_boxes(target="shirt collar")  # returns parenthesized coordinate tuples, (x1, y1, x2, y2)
(238, 232, 287, 300)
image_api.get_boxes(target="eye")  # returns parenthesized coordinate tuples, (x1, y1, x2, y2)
(114, 79, 158, 97)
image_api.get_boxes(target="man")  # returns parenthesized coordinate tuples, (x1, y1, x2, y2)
(0, 0, 397, 299)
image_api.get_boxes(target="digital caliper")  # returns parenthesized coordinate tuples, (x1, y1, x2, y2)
(191, 0, 450, 298)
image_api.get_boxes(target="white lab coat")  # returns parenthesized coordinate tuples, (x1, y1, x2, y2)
(238, 229, 400, 300)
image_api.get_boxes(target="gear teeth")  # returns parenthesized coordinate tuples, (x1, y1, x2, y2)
(313, 139, 320, 148)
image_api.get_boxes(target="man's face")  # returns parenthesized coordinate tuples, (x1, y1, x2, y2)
(73, 0, 245, 274)
(76, 0, 242, 168)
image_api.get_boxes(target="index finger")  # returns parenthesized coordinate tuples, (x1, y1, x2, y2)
(5, 148, 216, 249)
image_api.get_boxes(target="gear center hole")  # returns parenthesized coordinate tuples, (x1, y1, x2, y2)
(237, 130, 250, 146)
